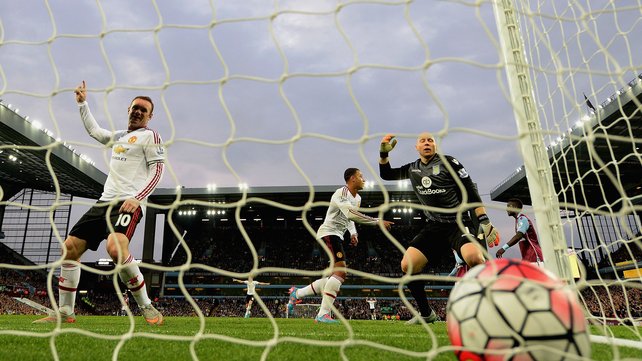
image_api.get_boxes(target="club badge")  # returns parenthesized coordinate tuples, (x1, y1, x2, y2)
(421, 176, 432, 188)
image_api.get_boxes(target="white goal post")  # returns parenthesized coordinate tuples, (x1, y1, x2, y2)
(492, 0, 574, 280)
(491, 0, 642, 352)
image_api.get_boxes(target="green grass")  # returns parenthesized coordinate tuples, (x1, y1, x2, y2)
(0, 315, 639, 360)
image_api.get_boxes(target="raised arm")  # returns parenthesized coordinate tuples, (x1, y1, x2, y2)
(378, 134, 410, 180)
(75, 81, 112, 144)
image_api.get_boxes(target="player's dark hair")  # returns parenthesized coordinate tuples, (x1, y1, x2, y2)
(131, 96, 154, 113)
(508, 198, 523, 209)
(344, 168, 359, 182)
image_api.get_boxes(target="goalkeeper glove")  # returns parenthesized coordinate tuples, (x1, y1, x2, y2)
(380, 134, 397, 158)
(477, 214, 500, 247)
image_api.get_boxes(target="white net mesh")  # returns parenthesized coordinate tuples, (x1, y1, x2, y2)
(288, 303, 322, 319)
(492, 0, 642, 352)
(0, 0, 641, 360)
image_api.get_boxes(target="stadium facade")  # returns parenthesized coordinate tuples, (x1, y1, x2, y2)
(0, 102, 106, 265)
(490, 74, 642, 273)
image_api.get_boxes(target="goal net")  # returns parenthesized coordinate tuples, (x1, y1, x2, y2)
(0, 0, 641, 360)
(490, 0, 642, 353)
(287, 302, 324, 319)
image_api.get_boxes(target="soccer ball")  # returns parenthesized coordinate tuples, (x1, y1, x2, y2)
(446, 259, 590, 361)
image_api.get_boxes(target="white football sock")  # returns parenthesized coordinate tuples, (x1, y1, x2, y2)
(296, 277, 328, 299)
(59, 262, 80, 315)
(318, 275, 343, 317)
(118, 254, 151, 307)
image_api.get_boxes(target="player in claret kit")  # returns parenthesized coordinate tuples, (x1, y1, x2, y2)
(378, 132, 500, 324)
(34, 81, 166, 325)
(288, 168, 393, 323)
(495, 198, 544, 266)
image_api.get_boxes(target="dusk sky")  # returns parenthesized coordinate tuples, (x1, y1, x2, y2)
(1, 0, 640, 262)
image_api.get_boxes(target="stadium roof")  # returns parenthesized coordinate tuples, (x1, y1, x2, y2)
(490, 76, 642, 209)
(0, 103, 106, 199)
(149, 184, 418, 209)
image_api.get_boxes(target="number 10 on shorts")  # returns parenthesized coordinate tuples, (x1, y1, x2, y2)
(116, 213, 132, 227)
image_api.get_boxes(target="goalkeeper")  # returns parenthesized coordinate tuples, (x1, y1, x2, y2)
(379, 132, 499, 324)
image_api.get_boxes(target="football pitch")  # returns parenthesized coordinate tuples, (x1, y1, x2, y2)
(0, 315, 639, 361)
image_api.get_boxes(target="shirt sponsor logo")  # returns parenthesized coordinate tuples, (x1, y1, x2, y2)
(417, 188, 447, 195)
(421, 176, 432, 188)
(114, 145, 128, 154)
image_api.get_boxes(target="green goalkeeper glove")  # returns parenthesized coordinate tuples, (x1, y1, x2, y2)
(477, 214, 500, 247)
(380, 134, 397, 158)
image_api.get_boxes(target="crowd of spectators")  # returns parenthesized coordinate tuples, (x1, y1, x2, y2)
(2, 260, 448, 320)
(5, 257, 642, 325)
(581, 285, 642, 321)
(3, 223, 642, 325)
(3, 267, 642, 325)
(166, 223, 456, 276)
(594, 232, 642, 268)
(0, 248, 51, 315)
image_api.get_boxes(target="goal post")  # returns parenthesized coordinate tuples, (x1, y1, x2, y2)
(490, 0, 642, 352)
(491, 0, 573, 280)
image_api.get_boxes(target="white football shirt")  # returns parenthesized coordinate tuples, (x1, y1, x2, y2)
(366, 299, 376, 309)
(79, 102, 165, 202)
(243, 280, 260, 295)
(316, 186, 378, 240)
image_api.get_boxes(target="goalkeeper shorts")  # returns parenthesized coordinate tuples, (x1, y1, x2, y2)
(409, 221, 475, 267)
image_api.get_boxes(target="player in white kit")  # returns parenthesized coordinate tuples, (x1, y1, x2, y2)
(233, 278, 270, 318)
(287, 168, 393, 323)
(366, 297, 377, 320)
(34, 81, 166, 325)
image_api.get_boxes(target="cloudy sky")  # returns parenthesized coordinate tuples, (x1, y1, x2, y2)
(1, 0, 640, 262)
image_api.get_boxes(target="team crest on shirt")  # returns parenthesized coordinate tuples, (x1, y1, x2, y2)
(114, 145, 128, 154)
(432, 165, 440, 175)
(421, 176, 432, 188)
(128, 136, 137, 144)
(336, 252, 343, 259)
